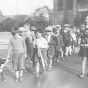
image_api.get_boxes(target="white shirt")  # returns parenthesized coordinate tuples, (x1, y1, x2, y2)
(71, 33, 77, 41)
(35, 37, 49, 49)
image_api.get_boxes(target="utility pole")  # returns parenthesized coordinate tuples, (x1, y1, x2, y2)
(63, 0, 68, 24)
(16, 0, 18, 23)
(53, 0, 56, 25)
(73, 0, 77, 25)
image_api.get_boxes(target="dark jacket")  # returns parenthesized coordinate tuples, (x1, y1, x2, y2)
(54, 33, 63, 51)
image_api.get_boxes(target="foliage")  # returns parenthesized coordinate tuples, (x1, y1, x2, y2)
(32, 6, 52, 23)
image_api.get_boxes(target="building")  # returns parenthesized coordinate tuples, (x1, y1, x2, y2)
(54, 0, 88, 26)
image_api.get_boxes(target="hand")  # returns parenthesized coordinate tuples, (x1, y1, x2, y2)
(25, 54, 27, 58)
(60, 48, 62, 52)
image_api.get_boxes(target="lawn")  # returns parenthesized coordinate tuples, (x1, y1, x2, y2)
(0, 32, 12, 51)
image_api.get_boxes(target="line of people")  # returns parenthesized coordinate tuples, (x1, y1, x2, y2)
(4, 23, 78, 82)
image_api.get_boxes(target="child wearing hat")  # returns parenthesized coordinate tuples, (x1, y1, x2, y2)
(53, 25, 64, 62)
(44, 27, 56, 70)
(7, 27, 27, 82)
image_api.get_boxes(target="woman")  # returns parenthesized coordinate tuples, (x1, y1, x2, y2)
(79, 15, 88, 78)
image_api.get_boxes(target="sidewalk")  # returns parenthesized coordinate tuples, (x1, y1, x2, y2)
(0, 50, 88, 88)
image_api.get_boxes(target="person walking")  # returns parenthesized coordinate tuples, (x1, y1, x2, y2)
(7, 27, 27, 82)
(33, 29, 49, 78)
(79, 15, 88, 78)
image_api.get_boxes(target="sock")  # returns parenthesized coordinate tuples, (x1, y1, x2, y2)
(36, 63, 39, 73)
(19, 70, 23, 77)
(15, 71, 19, 78)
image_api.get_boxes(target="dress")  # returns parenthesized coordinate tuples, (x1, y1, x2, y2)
(80, 28, 88, 57)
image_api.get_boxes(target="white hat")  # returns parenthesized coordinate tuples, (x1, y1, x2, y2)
(18, 27, 26, 32)
(45, 26, 52, 32)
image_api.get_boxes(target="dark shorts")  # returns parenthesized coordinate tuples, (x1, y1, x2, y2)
(80, 46, 88, 57)
(12, 53, 25, 70)
(33, 48, 48, 64)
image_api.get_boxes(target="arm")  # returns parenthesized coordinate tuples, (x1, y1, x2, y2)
(60, 34, 64, 46)
(22, 38, 27, 55)
(7, 39, 13, 58)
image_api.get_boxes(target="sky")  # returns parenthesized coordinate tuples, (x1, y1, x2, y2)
(0, 0, 53, 15)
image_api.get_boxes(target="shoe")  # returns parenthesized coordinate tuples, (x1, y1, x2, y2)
(79, 73, 85, 78)
(15, 78, 19, 82)
(35, 73, 39, 78)
(19, 76, 23, 82)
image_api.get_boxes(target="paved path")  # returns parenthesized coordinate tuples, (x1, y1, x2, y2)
(0, 50, 88, 88)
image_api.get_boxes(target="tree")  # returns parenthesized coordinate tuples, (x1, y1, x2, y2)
(32, 6, 52, 24)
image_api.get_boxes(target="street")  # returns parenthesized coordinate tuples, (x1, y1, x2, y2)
(0, 50, 88, 88)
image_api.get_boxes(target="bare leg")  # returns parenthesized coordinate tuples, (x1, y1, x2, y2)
(80, 57, 87, 78)
(48, 56, 53, 70)
(65, 47, 69, 56)
(1, 72, 6, 81)
(69, 46, 72, 55)
(35, 63, 39, 78)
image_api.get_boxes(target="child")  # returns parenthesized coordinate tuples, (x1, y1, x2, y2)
(7, 27, 27, 82)
(65, 28, 72, 56)
(44, 27, 56, 70)
(0, 57, 9, 81)
(62, 24, 72, 58)
(53, 25, 64, 62)
(33, 29, 48, 78)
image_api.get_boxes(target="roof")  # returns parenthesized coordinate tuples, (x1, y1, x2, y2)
(0, 16, 8, 23)
(0, 10, 10, 23)
(0, 10, 3, 16)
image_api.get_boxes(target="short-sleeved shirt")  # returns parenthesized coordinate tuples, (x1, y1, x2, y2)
(35, 37, 49, 49)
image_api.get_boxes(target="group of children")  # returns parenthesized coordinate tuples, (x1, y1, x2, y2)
(0, 23, 78, 82)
